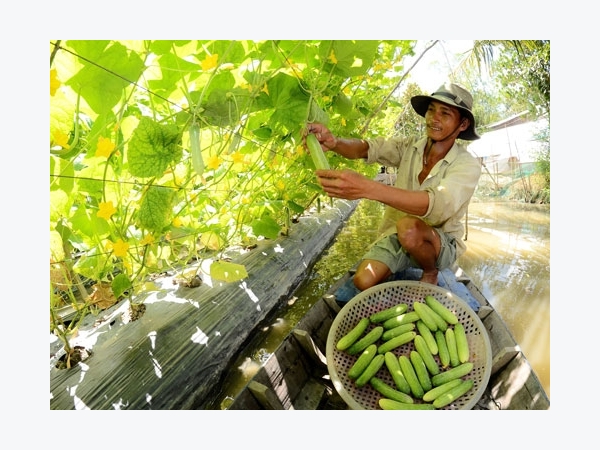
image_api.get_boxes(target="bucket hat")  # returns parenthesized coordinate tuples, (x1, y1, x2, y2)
(411, 82, 480, 140)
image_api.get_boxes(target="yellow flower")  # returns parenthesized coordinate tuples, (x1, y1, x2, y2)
(201, 54, 219, 71)
(230, 151, 245, 164)
(276, 180, 285, 190)
(52, 129, 70, 149)
(50, 69, 61, 96)
(95, 136, 115, 158)
(328, 49, 338, 64)
(261, 84, 269, 95)
(112, 239, 130, 257)
(140, 235, 154, 246)
(172, 217, 183, 227)
(97, 201, 117, 220)
(206, 155, 222, 170)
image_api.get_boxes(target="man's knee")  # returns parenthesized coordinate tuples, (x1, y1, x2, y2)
(353, 271, 374, 292)
(353, 259, 391, 291)
(396, 216, 423, 248)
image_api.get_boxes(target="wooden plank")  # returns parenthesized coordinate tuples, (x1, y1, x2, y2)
(487, 352, 550, 410)
(437, 268, 482, 311)
(248, 381, 284, 410)
(226, 386, 262, 409)
(292, 329, 327, 367)
(295, 298, 337, 358)
(292, 378, 328, 410)
(322, 294, 342, 315)
(255, 338, 313, 409)
(492, 346, 520, 376)
(482, 308, 520, 369)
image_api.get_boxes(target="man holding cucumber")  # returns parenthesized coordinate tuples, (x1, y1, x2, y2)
(306, 82, 481, 292)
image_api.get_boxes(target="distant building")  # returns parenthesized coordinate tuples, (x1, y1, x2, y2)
(468, 113, 548, 177)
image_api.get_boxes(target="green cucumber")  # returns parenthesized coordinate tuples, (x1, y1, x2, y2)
(433, 379, 474, 408)
(398, 355, 424, 399)
(422, 378, 463, 403)
(381, 322, 415, 341)
(384, 352, 411, 395)
(347, 326, 384, 355)
(383, 311, 420, 329)
(445, 328, 460, 367)
(189, 123, 205, 176)
(416, 320, 438, 355)
(420, 302, 448, 331)
(370, 303, 408, 323)
(377, 331, 416, 354)
(435, 329, 450, 369)
(336, 317, 370, 351)
(431, 362, 474, 387)
(413, 334, 440, 376)
(454, 323, 470, 363)
(413, 301, 438, 332)
(370, 377, 414, 404)
(379, 398, 435, 410)
(424, 295, 458, 325)
(410, 350, 432, 392)
(347, 344, 377, 379)
(355, 354, 385, 388)
(306, 133, 330, 170)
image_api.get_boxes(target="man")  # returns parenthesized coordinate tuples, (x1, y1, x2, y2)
(306, 82, 481, 293)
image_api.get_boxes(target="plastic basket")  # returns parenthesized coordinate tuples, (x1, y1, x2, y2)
(326, 280, 492, 410)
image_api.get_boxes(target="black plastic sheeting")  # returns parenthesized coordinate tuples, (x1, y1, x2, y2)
(50, 199, 357, 410)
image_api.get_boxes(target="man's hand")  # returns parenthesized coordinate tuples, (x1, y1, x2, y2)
(315, 169, 371, 200)
(306, 123, 338, 150)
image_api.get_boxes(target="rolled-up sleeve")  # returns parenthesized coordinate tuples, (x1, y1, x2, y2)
(365, 136, 419, 167)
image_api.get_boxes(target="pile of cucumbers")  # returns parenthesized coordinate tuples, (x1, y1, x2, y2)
(336, 295, 475, 410)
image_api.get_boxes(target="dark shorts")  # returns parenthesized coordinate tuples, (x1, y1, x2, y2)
(361, 230, 457, 273)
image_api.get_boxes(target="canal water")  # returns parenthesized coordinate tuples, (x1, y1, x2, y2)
(214, 197, 550, 408)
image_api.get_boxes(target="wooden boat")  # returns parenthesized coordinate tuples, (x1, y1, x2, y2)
(225, 266, 550, 410)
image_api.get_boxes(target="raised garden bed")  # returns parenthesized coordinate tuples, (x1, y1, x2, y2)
(50, 199, 357, 410)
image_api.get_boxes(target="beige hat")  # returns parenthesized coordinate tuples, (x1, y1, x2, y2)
(411, 82, 480, 140)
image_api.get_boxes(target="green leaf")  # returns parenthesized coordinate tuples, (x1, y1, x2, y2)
(202, 88, 240, 127)
(319, 40, 379, 77)
(50, 190, 70, 224)
(251, 214, 281, 239)
(127, 117, 182, 178)
(333, 92, 353, 115)
(65, 40, 111, 60)
(266, 72, 310, 129)
(66, 41, 145, 114)
(51, 155, 74, 191)
(286, 200, 305, 215)
(149, 40, 192, 55)
(210, 260, 248, 282)
(137, 186, 175, 232)
(112, 273, 132, 298)
(72, 247, 104, 280)
(70, 203, 110, 239)
(148, 53, 200, 93)
(308, 100, 329, 126)
(202, 40, 246, 65)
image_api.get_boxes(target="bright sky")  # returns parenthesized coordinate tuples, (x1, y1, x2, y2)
(401, 40, 475, 93)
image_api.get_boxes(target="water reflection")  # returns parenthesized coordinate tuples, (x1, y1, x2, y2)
(215, 198, 550, 407)
(458, 200, 550, 398)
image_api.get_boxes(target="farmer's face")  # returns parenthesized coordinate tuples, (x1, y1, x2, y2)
(424, 100, 466, 141)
